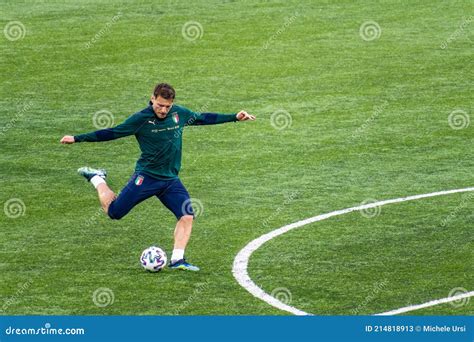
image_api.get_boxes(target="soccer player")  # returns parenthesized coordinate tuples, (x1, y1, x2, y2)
(60, 83, 255, 271)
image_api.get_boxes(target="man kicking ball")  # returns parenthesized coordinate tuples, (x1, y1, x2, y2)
(60, 83, 255, 271)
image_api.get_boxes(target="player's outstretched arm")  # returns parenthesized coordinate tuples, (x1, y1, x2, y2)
(189, 110, 255, 126)
(59, 113, 144, 144)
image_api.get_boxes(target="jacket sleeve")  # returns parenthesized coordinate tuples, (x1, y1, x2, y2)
(180, 107, 238, 126)
(74, 113, 144, 142)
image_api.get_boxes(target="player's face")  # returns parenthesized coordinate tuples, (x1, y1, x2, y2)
(151, 96, 173, 119)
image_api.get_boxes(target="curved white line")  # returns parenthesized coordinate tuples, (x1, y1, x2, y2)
(232, 187, 474, 316)
(376, 291, 474, 315)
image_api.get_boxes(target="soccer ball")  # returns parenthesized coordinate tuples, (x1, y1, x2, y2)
(140, 246, 167, 272)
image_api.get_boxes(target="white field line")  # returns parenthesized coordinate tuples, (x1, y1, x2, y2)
(376, 291, 474, 315)
(232, 187, 474, 316)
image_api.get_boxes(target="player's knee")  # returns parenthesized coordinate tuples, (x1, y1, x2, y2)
(179, 214, 194, 223)
(107, 206, 125, 220)
(108, 211, 121, 220)
(106, 199, 129, 220)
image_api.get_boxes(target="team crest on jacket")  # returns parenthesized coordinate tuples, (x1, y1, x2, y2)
(172, 112, 179, 124)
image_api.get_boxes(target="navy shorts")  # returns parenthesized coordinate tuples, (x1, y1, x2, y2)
(107, 173, 194, 220)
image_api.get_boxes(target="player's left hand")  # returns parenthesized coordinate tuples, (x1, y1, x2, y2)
(236, 111, 256, 121)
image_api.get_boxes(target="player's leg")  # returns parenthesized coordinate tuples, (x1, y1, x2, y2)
(173, 214, 194, 250)
(107, 173, 158, 220)
(78, 167, 115, 213)
(96, 183, 116, 214)
(78, 167, 153, 219)
(157, 178, 199, 271)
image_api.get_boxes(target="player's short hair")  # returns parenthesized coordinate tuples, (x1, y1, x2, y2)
(153, 83, 175, 100)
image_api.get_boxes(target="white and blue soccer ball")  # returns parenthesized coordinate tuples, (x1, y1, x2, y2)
(140, 246, 167, 272)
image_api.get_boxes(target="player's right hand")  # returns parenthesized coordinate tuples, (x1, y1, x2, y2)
(60, 135, 75, 144)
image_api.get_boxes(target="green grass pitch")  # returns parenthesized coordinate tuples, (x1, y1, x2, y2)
(1, 0, 472, 315)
